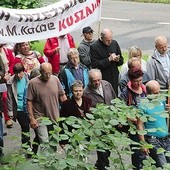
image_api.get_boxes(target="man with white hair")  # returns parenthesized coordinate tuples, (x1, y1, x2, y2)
(84, 68, 116, 170)
(147, 36, 170, 90)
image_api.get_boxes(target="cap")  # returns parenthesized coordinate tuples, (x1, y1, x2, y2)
(82, 26, 94, 34)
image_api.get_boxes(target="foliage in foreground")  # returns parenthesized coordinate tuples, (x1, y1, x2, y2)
(0, 0, 42, 9)
(0, 0, 60, 9)
(1, 95, 170, 170)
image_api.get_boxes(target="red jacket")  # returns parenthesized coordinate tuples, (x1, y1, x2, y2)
(43, 34, 76, 74)
(3, 48, 15, 75)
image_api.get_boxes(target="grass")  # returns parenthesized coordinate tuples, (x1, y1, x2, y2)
(119, 0, 170, 4)
(122, 52, 149, 63)
(31, 41, 149, 65)
(31, 40, 45, 55)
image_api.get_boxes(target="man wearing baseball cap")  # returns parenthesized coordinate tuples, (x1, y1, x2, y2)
(78, 26, 95, 69)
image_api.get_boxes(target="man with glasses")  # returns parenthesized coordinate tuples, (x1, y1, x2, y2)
(90, 28, 124, 96)
(78, 26, 95, 69)
(27, 63, 67, 154)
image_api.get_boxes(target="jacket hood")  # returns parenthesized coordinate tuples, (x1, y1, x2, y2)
(151, 48, 170, 60)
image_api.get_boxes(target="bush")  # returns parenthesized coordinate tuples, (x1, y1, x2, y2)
(2, 96, 170, 169)
(0, 0, 42, 9)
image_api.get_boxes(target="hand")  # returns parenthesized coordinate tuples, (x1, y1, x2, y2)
(141, 147, 150, 156)
(60, 144, 65, 149)
(30, 117, 38, 129)
(109, 53, 120, 62)
(128, 118, 137, 124)
(4, 73, 11, 81)
(166, 104, 170, 111)
(55, 47, 60, 53)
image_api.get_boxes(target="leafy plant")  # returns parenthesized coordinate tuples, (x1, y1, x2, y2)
(2, 95, 170, 169)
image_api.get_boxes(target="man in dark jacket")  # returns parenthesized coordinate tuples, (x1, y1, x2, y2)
(90, 28, 124, 96)
(84, 69, 116, 170)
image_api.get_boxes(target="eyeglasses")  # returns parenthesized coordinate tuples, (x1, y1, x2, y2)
(42, 73, 52, 76)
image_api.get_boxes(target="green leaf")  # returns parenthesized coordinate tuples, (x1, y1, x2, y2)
(86, 113, 95, 119)
(139, 115, 147, 122)
(109, 119, 119, 126)
(72, 124, 81, 128)
(160, 113, 169, 118)
(41, 117, 52, 125)
(94, 129, 102, 136)
(157, 148, 165, 154)
(138, 130, 147, 135)
(165, 151, 170, 157)
(66, 157, 78, 166)
(60, 134, 69, 140)
(147, 128, 157, 133)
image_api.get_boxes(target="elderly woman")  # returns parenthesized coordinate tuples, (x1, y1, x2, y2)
(14, 42, 45, 77)
(59, 48, 89, 97)
(120, 68, 147, 170)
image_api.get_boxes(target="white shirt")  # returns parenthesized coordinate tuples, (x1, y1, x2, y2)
(58, 36, 70, 63)
(158, 53, 170, 77)
(94, 84, 104, 97)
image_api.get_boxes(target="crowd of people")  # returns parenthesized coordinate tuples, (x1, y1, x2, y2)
(0, 26, 170, 169)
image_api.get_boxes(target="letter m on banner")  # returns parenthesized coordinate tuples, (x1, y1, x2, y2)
(0, 0, 102, 43)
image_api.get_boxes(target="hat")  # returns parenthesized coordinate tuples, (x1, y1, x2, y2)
(82, 26, 94, 34)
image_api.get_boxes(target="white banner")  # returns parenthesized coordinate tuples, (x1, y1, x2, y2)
(0, 0, 101, 43)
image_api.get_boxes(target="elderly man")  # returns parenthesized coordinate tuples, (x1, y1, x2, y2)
(119, 57, 150, 92)
(78, 26, 95, 69)
(138, 80, 170, 168)
(147, 36, 170, 90)
(90, 28, 124, 96)
(59, 48, 89, 97)
(84, 68, 116, 170)
(27, 63, 67, 153)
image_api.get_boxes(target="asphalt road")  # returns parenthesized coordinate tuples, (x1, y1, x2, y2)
(3, 0, 170, 164)
(71, 0, 170, 55)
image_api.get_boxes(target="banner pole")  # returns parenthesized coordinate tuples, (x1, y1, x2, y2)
(97, 0, 103, 38)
